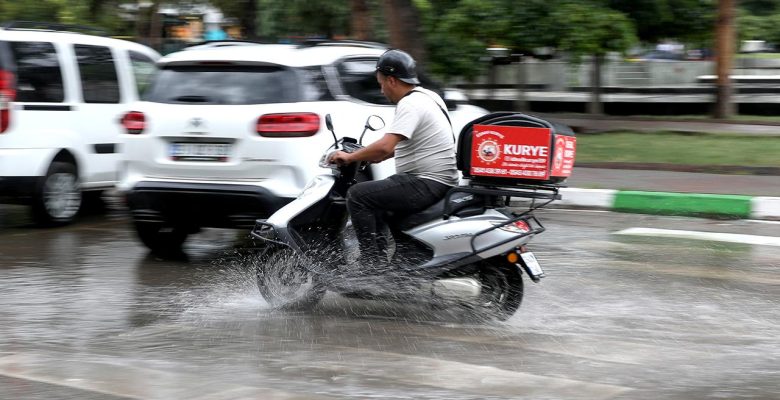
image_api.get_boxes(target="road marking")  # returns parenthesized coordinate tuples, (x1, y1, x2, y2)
(614, 227, 780, 247)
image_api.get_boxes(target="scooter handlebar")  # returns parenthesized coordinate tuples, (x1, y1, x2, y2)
(319, 141, 364, 169)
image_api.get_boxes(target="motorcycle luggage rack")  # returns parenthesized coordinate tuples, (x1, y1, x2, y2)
(442, 183, 560, 219)
(441, 184, 557, 264)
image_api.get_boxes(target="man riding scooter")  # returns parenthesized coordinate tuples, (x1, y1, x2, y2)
(328, 49, 457, 267)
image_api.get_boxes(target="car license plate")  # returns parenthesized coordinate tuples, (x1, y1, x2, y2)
(520, 251, 544, 277)
(170, 143, 230, 161)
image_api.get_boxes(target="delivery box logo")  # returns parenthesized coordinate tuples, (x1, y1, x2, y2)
(471, 125, 552, 180)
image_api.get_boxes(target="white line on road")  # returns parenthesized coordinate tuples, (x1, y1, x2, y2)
(614, 227, 780, 247)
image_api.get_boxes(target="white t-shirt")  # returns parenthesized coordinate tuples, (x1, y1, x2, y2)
(388, 87, 459, 186)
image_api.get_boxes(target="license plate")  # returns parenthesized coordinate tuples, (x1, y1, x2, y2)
(170, 143, 231, 161)
(520, 251, 544, 277)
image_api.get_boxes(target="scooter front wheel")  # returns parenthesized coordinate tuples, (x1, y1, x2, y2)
(255, 246, 325, 311)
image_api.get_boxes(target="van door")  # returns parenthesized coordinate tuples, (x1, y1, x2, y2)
(72, 44, 124, 185)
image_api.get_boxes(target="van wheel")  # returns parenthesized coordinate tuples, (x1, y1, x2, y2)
(134, 221, 189, 254)
(32, 161, 82, 226)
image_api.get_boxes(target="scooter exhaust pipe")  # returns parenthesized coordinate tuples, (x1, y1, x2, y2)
(431, 277, 481, 301)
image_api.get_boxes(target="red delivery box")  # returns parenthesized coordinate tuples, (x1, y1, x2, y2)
(456, 112, 576, 186)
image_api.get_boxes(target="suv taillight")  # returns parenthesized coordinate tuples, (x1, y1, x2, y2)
(121, 111, 146, 134)
(0, 70, 16, 134)
(256, 113, 320, 137)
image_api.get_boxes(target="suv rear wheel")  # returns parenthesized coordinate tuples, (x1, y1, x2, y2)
(134, 221, 189, 253)
(32, 161, 82, 226)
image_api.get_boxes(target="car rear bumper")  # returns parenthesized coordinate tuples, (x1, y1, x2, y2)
(0, 176, 38, 203)
(125, 181, 293, 229)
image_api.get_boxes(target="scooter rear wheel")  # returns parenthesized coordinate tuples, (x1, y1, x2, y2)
(255, 246, 325, 311)
(475, 260, 524, 321)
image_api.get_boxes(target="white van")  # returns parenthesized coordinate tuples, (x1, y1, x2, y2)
(0, 22, 160, 225)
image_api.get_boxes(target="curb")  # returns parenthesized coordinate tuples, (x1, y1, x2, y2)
(515, 188, 780, 220)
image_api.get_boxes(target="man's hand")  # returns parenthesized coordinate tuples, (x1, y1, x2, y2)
(328, 150, 352, 166)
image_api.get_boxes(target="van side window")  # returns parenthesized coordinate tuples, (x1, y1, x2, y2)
(75, 45, 120, 103)
(9, 41, 65, 103)
(129, 51, 157, 96)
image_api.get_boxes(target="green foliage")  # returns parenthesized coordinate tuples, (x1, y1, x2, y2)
(419, 0, 567, 81)
(737, 8, 780, 46)
(419, 0, 507, 81)
(0, 0, 128, 35)
(740, 0, 780, 16)
(606, 0, 715, 45)
(256, 0, 351, 40)
(738, 12, 771, 42)
(551, 2, 637, 59)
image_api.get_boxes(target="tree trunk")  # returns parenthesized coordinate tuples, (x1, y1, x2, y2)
(148, 1, 162, 51)
(239, 0, 258, 39)
(515, 57, 529, 112)
(714, 0, 736, 119)
(382, 0, 426, 65)
(88, 0, 104, 22)
(351, 0, 371, 40)
(588, 54, 603, 115)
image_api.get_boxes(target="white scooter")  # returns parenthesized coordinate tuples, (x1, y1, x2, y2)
(250, 114, 560, 321)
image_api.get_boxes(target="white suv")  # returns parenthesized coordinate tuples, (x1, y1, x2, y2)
(0, 22, 160, 225)
(117, 41, 487, 252)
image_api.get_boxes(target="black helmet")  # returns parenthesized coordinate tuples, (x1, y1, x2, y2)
(375, 49, 420, 85)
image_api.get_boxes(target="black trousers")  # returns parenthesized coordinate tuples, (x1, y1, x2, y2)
(346, 174, 450, 263)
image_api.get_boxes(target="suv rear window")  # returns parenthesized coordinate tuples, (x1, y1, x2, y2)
(144, 65, 306, 105)
(8, 41, 65, 103)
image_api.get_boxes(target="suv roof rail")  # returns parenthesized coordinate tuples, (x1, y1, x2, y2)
(185, 39, 270, 49)
(0, 20, 107, 36)
(297, 39, 387, 50)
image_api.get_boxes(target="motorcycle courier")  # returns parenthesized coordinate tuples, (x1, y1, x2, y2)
(250, 111, 576, 321)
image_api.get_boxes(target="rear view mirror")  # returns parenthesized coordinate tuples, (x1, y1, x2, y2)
(325, 114, 334, 132)
(365, 115, 385, 131)
(359, 115, 385, 144)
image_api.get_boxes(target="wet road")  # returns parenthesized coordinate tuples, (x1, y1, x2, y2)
(0, 205, 778, 399)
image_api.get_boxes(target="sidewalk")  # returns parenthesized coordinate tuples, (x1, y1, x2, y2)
(555, 168, 780, 220)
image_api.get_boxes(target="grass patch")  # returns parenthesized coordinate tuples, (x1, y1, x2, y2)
(632, 114, 780, 123)
(737, 53, 780, 59)
(575, 131, 780, 167)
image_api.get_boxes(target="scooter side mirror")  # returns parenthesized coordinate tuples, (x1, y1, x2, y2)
(365, 115, 385, 131)
(359, 115, 385, 145)
(325, 114, 334, 132)
(325, 114, 338, 148)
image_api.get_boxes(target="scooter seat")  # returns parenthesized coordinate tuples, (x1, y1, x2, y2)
(389, 191, 486, 231)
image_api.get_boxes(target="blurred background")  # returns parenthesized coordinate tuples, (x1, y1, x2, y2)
(2, 0, 776, 117)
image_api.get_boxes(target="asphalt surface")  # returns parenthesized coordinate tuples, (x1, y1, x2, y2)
(1, 209, 778, 399)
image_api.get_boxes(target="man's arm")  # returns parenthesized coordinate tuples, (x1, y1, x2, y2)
(329, 133, 405, 165)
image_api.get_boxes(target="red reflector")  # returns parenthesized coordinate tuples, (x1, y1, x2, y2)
(121, 111, 146, 134)
(514, 220, 530, 232)
(257, 113, 320, 137)
(0, 70, 16, 134)
(0, 109, 9, 133)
